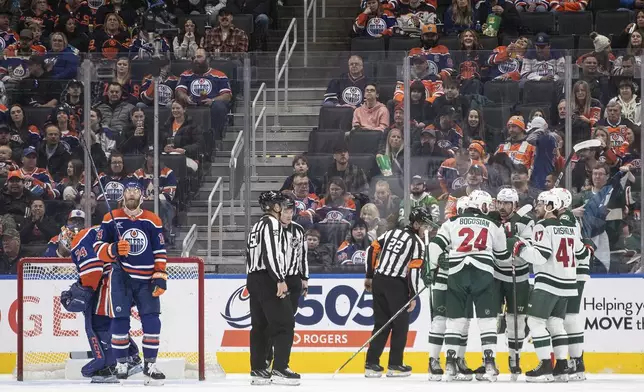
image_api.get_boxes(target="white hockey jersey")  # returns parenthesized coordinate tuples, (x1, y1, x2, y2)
(429, 211, 511, 277)
(495, 213, 534, 283)
(519, 217, 590, 297)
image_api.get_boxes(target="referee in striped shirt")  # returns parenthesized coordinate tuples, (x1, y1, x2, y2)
(363, 207, 432, 378)
(246, 191, 300, 385)
(280, 196, 310, 312)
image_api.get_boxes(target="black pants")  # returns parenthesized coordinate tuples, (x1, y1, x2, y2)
(365, 274, 410, 367)
(266, 275, 302, 364)
(247, 271, 295, 371)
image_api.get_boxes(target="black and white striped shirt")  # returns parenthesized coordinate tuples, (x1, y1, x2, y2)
(281, 222, 309, 279)
(246, 215, 285, 281)
(366, 227, 424, 295)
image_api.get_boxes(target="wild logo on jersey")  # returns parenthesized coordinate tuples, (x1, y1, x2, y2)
(122, 228, 148, 256)
(190, 78, 213, 98)
(105, 181, 125, 200)
(342, 86, 363, 106)
(366, 18, 387, 37)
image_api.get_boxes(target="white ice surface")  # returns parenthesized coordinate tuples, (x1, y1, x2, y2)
(1, 374, 643, 392)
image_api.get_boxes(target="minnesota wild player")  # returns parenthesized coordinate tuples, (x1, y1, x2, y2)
(553, 187, 592, 382)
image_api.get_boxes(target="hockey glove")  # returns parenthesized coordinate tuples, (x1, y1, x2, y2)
(512, 239, 527, 257)
(151, 271, 168, 297)
(60, 281, 94, 312)
(109, 240, 131, 258)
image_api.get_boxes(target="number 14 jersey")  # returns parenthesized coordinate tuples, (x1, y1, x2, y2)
(430, 211, 510, 277)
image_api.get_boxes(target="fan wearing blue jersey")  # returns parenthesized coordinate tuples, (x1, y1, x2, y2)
(94, 180, 167, 386)
(60, 224, 142, 383)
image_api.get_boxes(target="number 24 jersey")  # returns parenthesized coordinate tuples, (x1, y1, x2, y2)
(430, 211, 510, 277)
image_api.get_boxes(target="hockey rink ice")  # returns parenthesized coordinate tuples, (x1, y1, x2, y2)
(1, 374, 643, 391)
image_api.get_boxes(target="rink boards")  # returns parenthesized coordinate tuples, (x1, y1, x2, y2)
(0, 274, 643, 374)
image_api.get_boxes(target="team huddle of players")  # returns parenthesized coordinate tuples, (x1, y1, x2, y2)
(420, 187, 591, 383)
(59, 180, 168, 386)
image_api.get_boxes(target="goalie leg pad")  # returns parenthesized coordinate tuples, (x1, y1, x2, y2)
(527, 316, 551, 361)
(141, 313, 161, 360)
(547, 316, 568, 360)
(81, 308, 110, 378)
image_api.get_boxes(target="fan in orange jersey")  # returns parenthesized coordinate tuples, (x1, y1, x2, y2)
(495, 115, 535, 176)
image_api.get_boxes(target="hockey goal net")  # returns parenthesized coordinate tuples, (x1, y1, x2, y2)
(15, 257, 223, 381)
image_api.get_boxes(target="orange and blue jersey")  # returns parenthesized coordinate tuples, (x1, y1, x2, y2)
(20, 167, 57, 199)
(336, 241, 368, 265)
(4, 42, 47, 59)
(140, 74, 179, 106)
(60, 128, 81, 155)
(133, 167, 177, 202)
(495, 139, 536, 173)
(71, 226, 108, 291)
(408, 46, 454, 79)
(89, 29, 131, 59)
(488, 46, 523, 81)
(353, 10, 397, 37)
(0, 29, 17, 51)
(94, 209, 167, 280)
(176, 68, 232, 102)
(94, 173, 135, 202)
(315, 197, 356, 224)
(43, 235, 60, 257)
(10, 125, 42, 149)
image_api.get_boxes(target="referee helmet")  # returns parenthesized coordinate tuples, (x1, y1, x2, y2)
(409, 206, 433, 225)
(259, 191, 286, 212)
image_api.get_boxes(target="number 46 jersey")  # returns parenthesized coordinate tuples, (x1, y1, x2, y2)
(429, 211, 510, 277)
(519, 218, 590, 297)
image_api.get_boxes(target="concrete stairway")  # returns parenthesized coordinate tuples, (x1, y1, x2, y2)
(172, 0, 360, 272)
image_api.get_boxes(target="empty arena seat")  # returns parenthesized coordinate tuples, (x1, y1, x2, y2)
(306, 154, 334, 186)
(522, 81, 556, 104)
(349, 153, 376, 180)
(318, 106, 355, 132)
(308, 131, 345, 154)
(594, 11, 631, 37)
(23, 107, 53, 130)
(484, 81, 520, 104)
(123, 154, 145, 172)
(350, 37, 386, 62)
(520, 12, 555, 34)
(557, 12, 593, 36)
(347, 130, 382, 155)
(388, 37, 418, 54)
(315, 221, 350, 249)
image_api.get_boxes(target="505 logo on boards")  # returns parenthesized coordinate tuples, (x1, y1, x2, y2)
(220, 283, 421, 348)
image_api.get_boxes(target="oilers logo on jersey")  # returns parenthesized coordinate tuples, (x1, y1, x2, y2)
(342, 86, 363, 106)
(190, 78, 213, 97)
(426, 60, 439, 75)
(339, 250, 367, 265)
(158, 84, 174, 106)
(366, 18, 387, 37)
(10, 64, 26, 79)
(498, 58, 520, 74)
(123, 228, 148, 256)
(450, 176, 467, 190)
(105, 181, 125, 201)
(325, 210, 344, 222)
(535, 62, 555, 76)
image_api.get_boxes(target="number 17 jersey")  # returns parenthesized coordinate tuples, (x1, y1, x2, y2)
(431, 211, 510, 277)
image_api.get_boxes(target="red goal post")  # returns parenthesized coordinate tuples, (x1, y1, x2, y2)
(15, 257, 214, 381)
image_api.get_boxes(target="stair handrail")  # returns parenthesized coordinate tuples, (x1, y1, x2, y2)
(274, 18, 297, 128)
(251, 82, 267, 176)
(207, 177, 224, 263)
(229, 131, 245, 226)
(181, 224, 198, 257)
(303, 0, 317, 68)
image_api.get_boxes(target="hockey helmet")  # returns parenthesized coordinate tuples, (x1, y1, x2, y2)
(468, 190, 493, 214)
(537, 190, 562, 212)
(281, 194, 295, 210)
(496, 187, 519, 204)
(552, 188, 572, 209)
(259, 191, 286, 212)
(456, 196, 470, 215)
(409, 206, 433, 225)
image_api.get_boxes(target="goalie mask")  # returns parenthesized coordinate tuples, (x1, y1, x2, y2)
(59, 225, 81, 251)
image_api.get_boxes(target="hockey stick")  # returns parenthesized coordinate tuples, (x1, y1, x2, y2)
(554, 139, 602, 187)
(332, 285, 428, 377)
(423, 228, 433, 331)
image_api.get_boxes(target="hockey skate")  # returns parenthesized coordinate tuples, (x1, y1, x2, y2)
(552, 359, 569, 382)
(428, 357, 443, 381)
(90, 364, 119, 384)
(128, 355, 143, 377)
(480, 349, 499, 382)
(144, 361, 166, 386)
(455, 357, 474, 381)
(525, 359, 555, 383)
(364, 363, 384, 378)
(115, 361, 129, 380)
(443, 350, 458, 382)
(271, 367, 301, 386)
(508, 355, 522, 382)
(569, 356, 586, 381)
(250, 369, 272, 385)
(474, 365, 485, 381)
(386, 364, 412, 378)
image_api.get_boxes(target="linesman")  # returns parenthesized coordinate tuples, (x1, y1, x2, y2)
(246, 191, 300, 386)
(363, 207, 432, 378)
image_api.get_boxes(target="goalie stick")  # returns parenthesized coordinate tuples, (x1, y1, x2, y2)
(554, 139, 602, 187)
